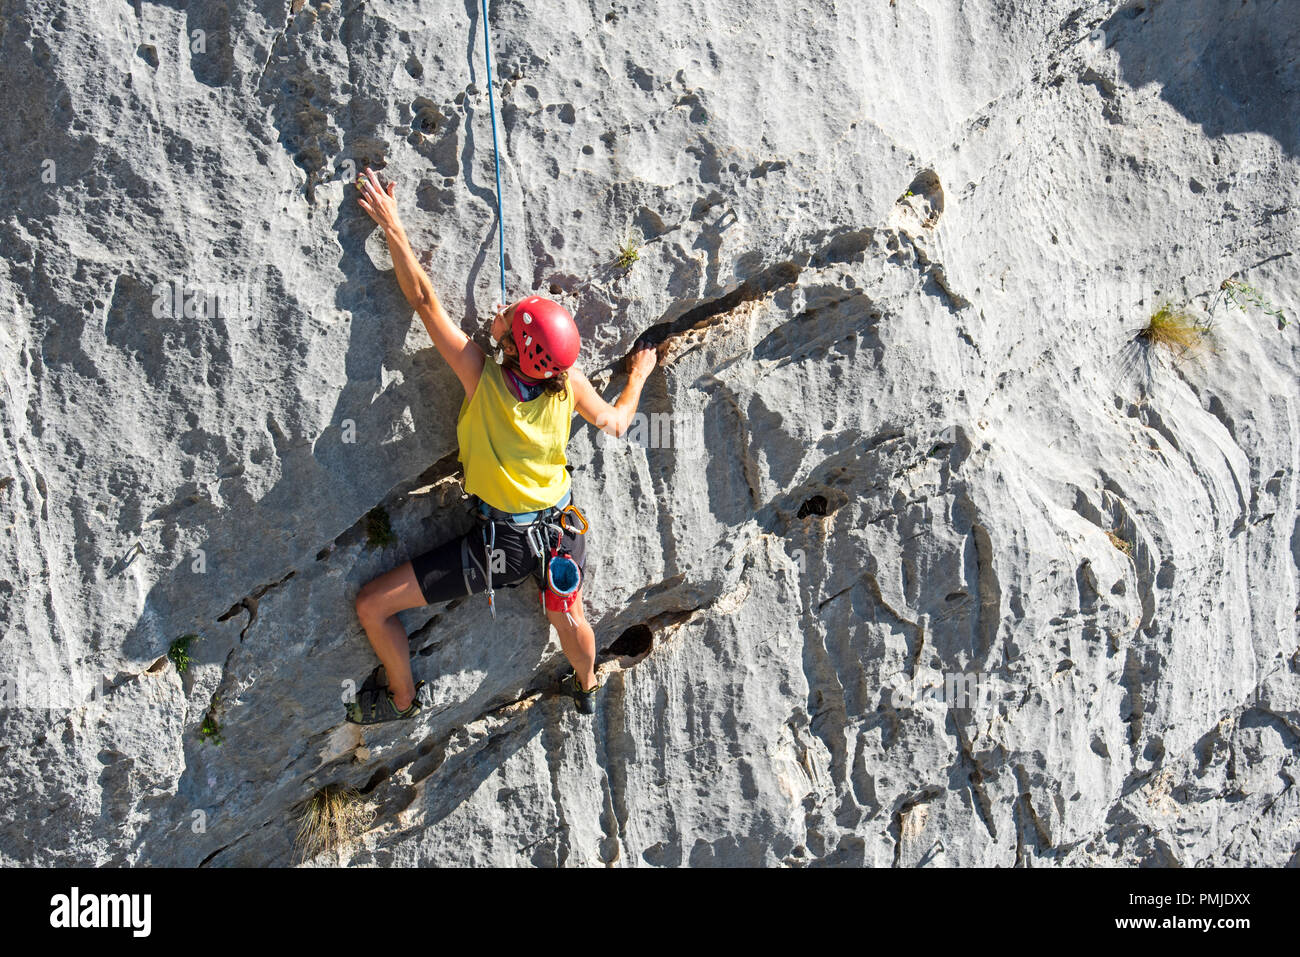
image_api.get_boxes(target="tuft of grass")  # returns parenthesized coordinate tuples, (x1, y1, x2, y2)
(1106, 528, 1132, 558)
(614, 234, 641, 271)
(169, 633, 200, 674)
(1136, 303, 1207, 358)
(199, 695, 223, 746)
(365, 507, 397, 550)
(296, 786, 374, 860)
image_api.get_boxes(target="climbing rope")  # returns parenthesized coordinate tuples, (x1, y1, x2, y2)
(479, 0, 508, 307)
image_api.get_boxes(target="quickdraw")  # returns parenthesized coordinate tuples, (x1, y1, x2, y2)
(462, 513, 498, 620)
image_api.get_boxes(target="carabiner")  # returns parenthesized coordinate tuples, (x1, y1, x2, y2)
(560, 504, 589, 536)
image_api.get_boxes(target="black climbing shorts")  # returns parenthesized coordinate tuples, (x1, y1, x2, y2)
(409, 503, 588, 607)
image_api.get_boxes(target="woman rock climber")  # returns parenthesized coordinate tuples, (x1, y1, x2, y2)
(345, 167, 656, 722)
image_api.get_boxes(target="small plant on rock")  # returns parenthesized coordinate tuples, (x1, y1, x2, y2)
(168, 633, 200, 674)
(614, 234, 640, 271)
(1212, 278, 1288, 331)
(365, 507, 397, 550)
(200, 694, 223, 746)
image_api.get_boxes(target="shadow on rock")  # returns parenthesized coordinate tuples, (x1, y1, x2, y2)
(1101, 0, 1299, 157)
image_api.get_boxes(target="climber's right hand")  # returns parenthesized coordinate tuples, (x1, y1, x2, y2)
(626, 338, 657, 379)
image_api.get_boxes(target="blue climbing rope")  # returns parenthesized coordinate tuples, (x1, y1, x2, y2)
(480, 0, 507, 307)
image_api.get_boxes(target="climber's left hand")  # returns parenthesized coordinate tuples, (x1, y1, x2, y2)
(357, 167, 403, 234)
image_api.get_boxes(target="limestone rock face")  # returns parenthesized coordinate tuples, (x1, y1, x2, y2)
(1, 0, 1297, 866)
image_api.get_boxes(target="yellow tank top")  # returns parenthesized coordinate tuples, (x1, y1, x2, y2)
(456, 362, 574, 512)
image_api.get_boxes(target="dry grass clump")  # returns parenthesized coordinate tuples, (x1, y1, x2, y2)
(296, 786, 374, 860)
(1136, 303, 1208, 358)
(1106, 528, 1133, 558)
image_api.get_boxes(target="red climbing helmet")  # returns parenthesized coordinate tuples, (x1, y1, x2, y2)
(510, 296, 579, 379)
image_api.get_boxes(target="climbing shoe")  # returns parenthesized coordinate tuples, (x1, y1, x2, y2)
(345, 677, 425, 726)
(560, 670, 599, 715)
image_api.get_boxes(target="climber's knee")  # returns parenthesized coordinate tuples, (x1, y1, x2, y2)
(355, 575, 404, 625)
(354, 580, 384, 624)
(355, 563, 426, 626)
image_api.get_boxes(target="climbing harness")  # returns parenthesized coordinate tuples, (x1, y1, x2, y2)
(460, 492, 588, 625)
(479, 0, 508, 307)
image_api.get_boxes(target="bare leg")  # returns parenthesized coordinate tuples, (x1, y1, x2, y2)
(354, 562, 428, 710)
(546, 587, 597, 691)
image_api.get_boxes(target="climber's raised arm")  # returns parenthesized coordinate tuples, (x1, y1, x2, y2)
(356, 167, 485, 397)
(571, 341, 657, 438)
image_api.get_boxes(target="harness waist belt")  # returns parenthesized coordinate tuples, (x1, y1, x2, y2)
(477, 488, 572, 525)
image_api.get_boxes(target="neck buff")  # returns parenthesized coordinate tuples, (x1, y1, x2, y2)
(504, 365, 544, 401)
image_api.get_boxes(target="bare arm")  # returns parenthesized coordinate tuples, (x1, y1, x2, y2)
(571, 341, 657, 437)
(356, 167, 485, 397)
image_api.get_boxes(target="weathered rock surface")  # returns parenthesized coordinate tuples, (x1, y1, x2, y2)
(0, 0, 1297, 866)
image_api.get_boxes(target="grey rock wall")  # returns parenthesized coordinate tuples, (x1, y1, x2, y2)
(0, 0, 1297, 866)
